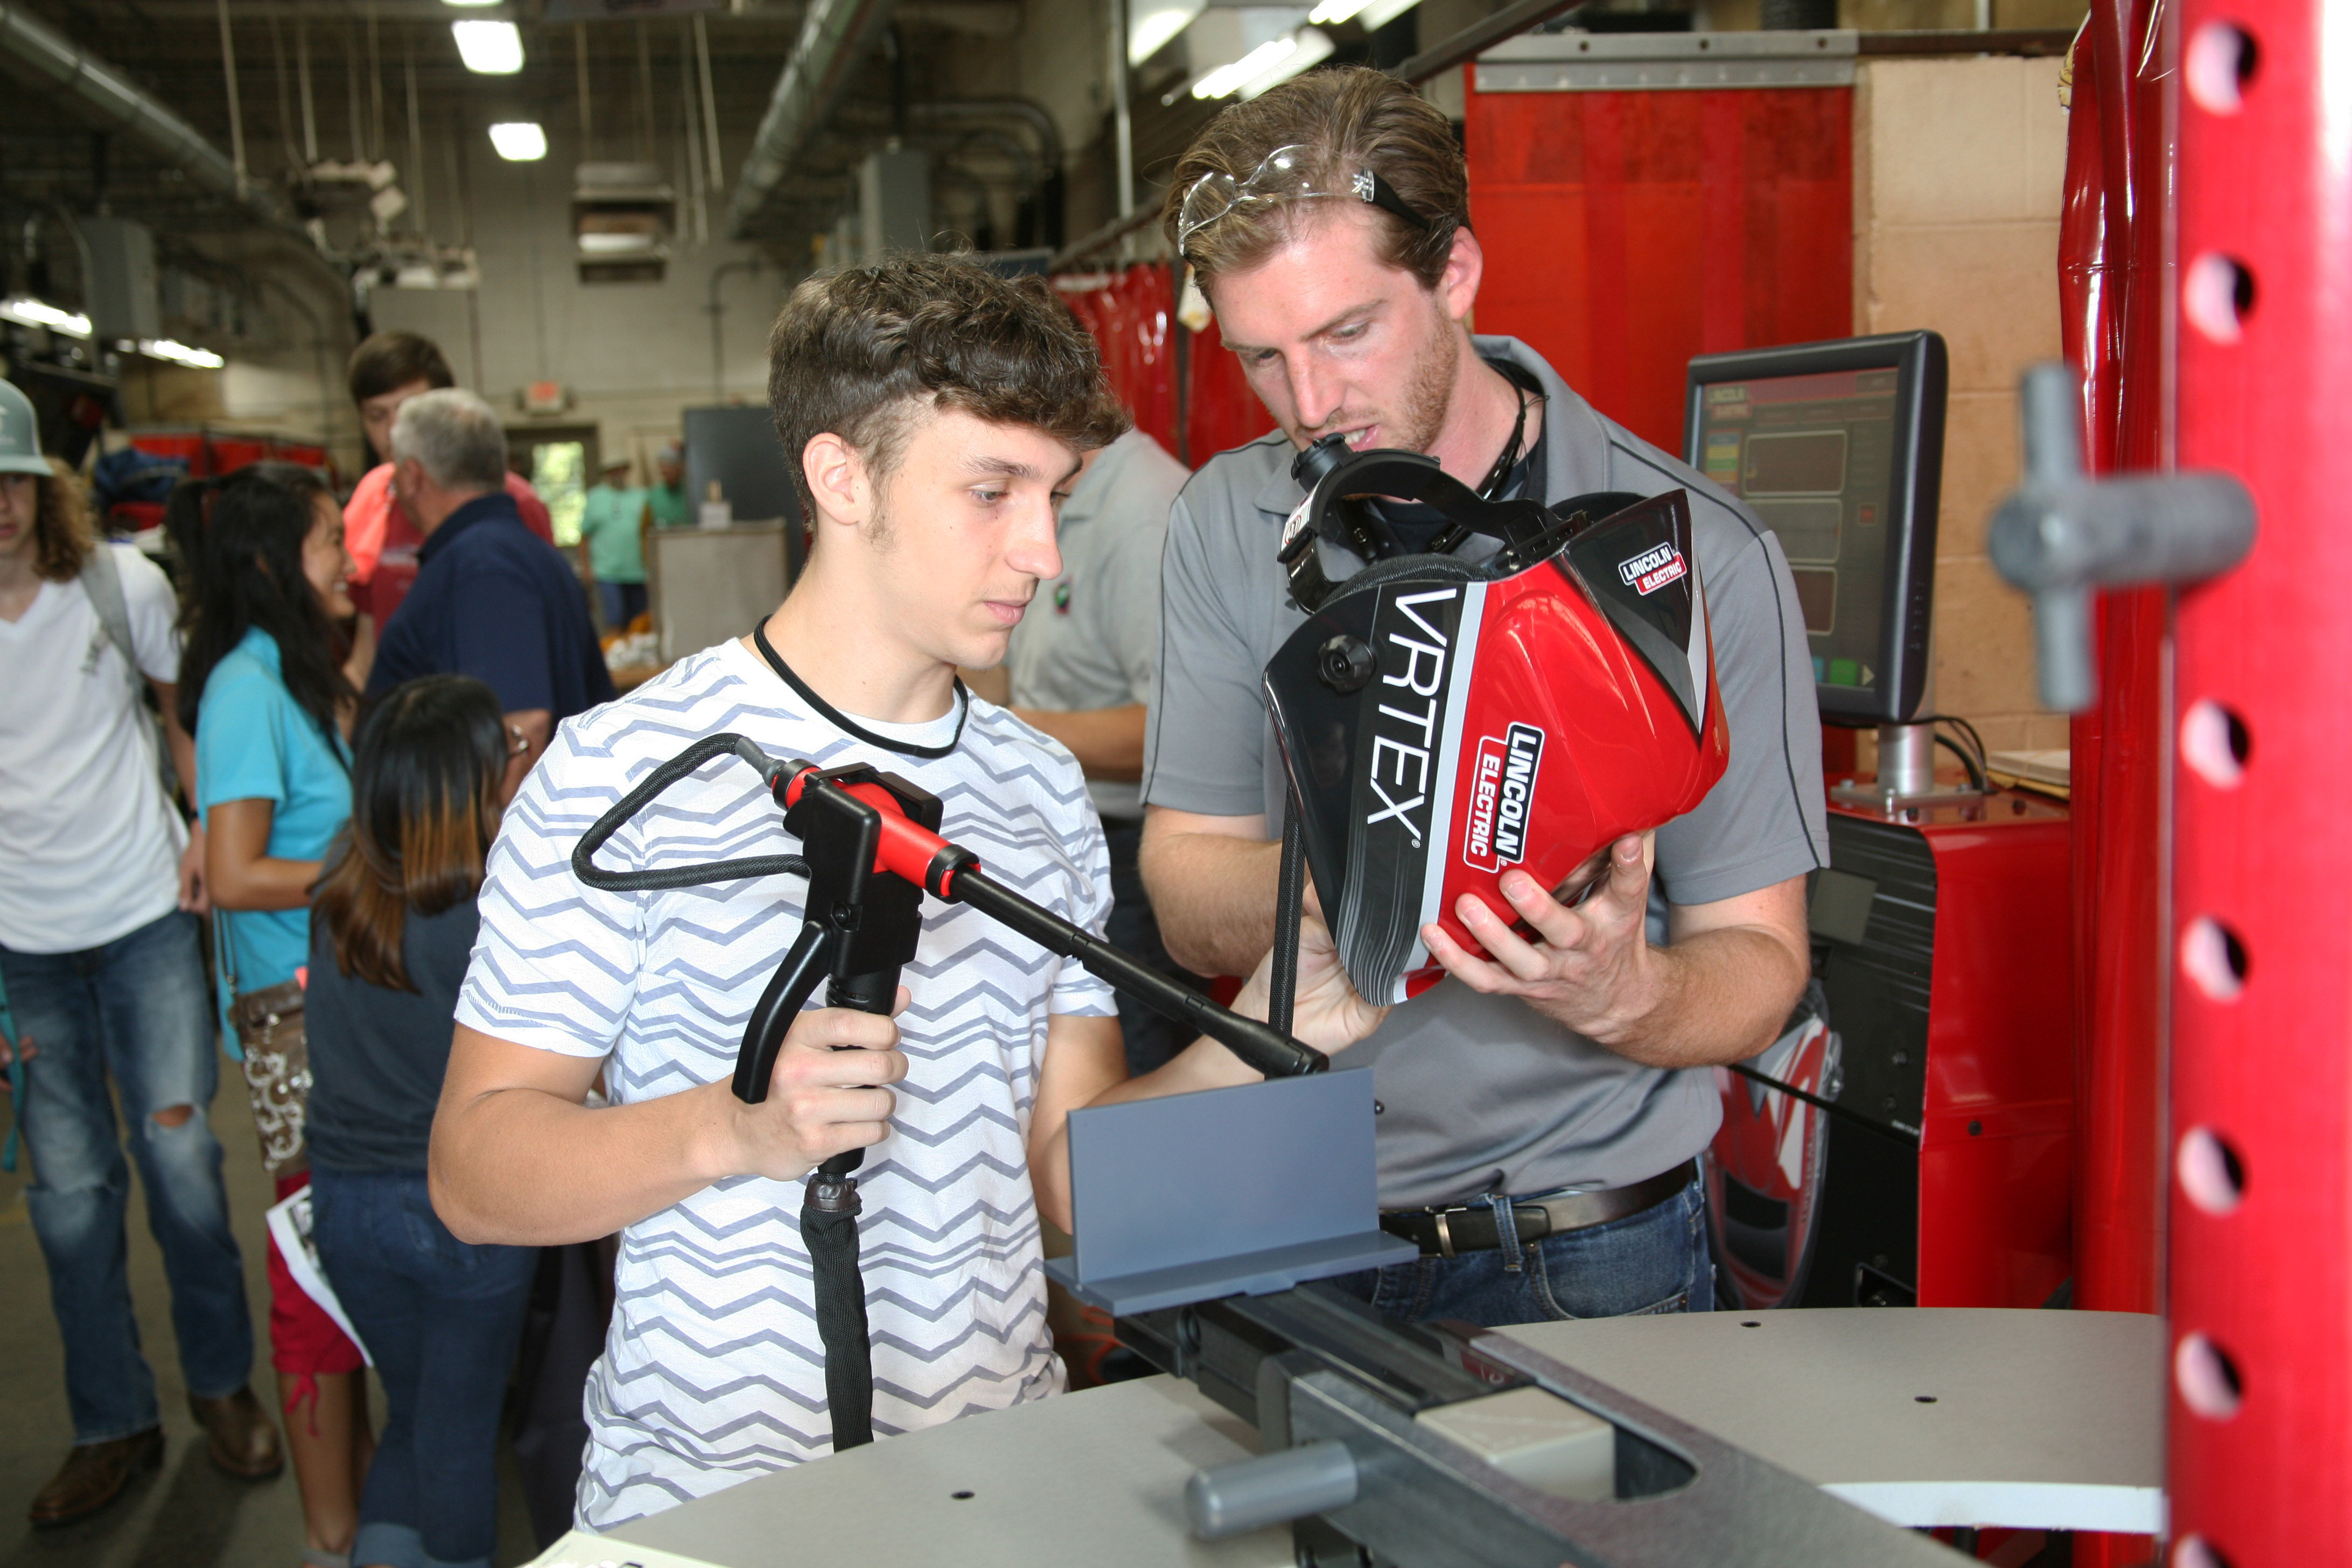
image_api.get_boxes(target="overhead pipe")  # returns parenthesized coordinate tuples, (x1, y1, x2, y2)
(0, 0, 305, 240)
(907, 97, 1061, 178)
(905, 99, 1062, 247)
(723, 0, 900, 238)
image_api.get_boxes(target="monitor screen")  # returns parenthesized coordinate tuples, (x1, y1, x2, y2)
(1686, 333, 1945, 726)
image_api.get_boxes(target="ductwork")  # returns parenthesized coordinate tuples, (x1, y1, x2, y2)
(907, 99, 1062, 181)
(0, 0, 296, 235)
(725, 0, 901, 239)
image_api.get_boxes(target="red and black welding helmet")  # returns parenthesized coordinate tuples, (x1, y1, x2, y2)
(1262, 444, 1730, 1005)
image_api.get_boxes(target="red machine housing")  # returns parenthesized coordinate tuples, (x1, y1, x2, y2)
(1711, 793, 2075, 1312)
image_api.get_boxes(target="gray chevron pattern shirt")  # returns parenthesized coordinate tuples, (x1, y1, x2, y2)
(457, 637, 1116, 1527)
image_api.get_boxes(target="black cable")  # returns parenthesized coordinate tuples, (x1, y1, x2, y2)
(572, 734, 1326, 1080)
(572, 733, 810, 892)
(1268, 793, 1306, 1039)
(1934, 733, 1988, 793)
(1922, 712, 1991, 779)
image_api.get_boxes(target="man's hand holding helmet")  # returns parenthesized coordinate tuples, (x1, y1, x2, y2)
(1422, 832, 1661, 1046)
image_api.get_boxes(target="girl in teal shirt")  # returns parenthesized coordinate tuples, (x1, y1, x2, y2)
(175, 461, 368, 1568)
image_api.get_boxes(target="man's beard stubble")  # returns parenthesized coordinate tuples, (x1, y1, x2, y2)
(1391, 313, 1461, 457)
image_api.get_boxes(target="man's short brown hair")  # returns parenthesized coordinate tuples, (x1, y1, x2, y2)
(347, 331, 455, 406)
(766, 253, 1130, 521)
(1163, 66, 1467, 292)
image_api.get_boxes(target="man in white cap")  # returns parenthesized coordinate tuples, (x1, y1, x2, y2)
(0, 379, 281, 1525)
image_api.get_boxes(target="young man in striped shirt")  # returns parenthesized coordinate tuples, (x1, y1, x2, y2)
(428, 254, 1380, 1528)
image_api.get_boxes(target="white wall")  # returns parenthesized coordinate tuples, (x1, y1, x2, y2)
(368, 121, 787, 478)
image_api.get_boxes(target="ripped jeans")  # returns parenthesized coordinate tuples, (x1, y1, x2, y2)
(1, 911, 254, 1443)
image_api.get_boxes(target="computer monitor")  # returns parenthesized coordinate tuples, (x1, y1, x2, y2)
(1684, 331, 1947, 726)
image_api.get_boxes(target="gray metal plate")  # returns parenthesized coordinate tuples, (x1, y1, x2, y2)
(1475, 28, 1857, 92)
(1059, 1070, 1414, 1308)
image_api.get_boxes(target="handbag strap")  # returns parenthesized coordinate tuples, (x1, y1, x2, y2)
(211, 906, 246, 1062)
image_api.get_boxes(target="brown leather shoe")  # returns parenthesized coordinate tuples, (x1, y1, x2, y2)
(29, 1427, 163, 1527)
(187, 1387, 284, 1480)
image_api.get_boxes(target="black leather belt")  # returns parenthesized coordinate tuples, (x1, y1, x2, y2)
(1379, 1159, 1697, 1258)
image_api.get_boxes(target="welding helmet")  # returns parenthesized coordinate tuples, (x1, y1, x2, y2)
(1262, 443, 1730, 1005)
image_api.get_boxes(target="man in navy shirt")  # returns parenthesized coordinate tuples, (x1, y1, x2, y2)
(367, 389, 615, 779)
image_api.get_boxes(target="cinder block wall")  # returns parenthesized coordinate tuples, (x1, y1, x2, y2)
(1853, 54, 2073, 757)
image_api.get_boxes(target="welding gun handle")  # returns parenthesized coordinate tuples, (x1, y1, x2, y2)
(947, 868, 1328, 1080)
(808, 968, 902, 1183)
(733, 922, 835, 1104)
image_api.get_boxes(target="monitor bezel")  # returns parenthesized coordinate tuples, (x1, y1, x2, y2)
(1684, 330, 1947, 727)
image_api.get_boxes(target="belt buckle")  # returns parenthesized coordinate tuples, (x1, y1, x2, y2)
(1432, 1210, 1456, 1259)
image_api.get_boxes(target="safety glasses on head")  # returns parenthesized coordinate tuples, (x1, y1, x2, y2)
(1176, 144, 1432, 262)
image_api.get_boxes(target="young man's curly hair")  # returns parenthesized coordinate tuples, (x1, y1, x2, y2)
(24, 459, 95, 583)
(766, 253, 1130, 523)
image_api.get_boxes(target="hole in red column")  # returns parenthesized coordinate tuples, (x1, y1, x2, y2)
(2180, 916, 2249, 1001)
(2174, 1536, 2234, 1568)
(2185, 253, 2257, 344)
(2175, 1332, 2244, 1420)
(2181, 699, 2250, 788)
(2185, 22, 2259, 114)
(2178, 1126, 2246, 1216)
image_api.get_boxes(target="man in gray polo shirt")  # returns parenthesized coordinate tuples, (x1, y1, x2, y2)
(1140, 68, 1826, 1326)
(1002, 426, 1200, 1074)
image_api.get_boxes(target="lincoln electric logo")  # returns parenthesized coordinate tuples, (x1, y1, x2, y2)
(1464, 723, 1546, 871)
(1619, 542, 1688, 597)
(1362, 587, 1460, 850)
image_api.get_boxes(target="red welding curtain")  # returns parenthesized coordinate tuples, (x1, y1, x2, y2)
(1464, 85, 1853, 453)
(1056, 265, 1180, 459)
(1183, 315, 1279, 465)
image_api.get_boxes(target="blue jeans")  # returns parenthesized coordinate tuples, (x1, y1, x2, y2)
(597, 579, 647, 632)
(1331, 1175, 1713, 1327)
(0, 910, 254, 1443)
(312, 1166, 536, 1568)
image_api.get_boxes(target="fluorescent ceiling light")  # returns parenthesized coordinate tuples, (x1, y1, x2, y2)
(1354, 0, 1421, 29)
(1241, 24, 1331, 96)
(1129, 0, 1203, 63)
(489, 122, 548, 160)
(1193, 36, 1298, 99)
(1307, 0, 1367, 24)
(442, 0, 502, 6)
(577, 231, 662, 256)
(452, 19, 524, 74)
(0, 296, 92, 336)
(141, 339, 226, 369)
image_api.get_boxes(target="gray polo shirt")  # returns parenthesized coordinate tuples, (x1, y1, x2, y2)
(1009, 428, 1189, 821)
(1142, 335, 1828, 1207)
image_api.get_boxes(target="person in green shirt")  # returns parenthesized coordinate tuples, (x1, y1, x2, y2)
(646, 440, 691, 529)
(577, 458, 649, 631)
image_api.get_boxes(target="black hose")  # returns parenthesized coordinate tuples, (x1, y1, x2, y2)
(572, 733, 810, 892)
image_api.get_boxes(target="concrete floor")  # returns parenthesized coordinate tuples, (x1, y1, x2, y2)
(0, 1072, 540, 1568)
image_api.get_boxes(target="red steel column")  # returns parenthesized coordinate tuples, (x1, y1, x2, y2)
(2068, 0, 2173, 1346)
(2168, 4, 2352, 1562)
